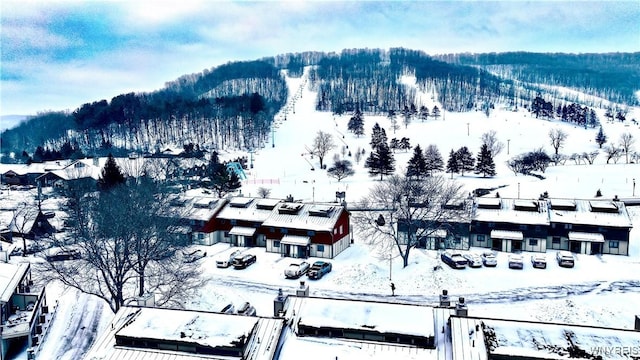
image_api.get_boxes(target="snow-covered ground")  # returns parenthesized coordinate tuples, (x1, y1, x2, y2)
(2, 69, 640, 359)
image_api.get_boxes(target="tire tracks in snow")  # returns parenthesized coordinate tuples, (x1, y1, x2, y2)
(215, 277, 640, 305)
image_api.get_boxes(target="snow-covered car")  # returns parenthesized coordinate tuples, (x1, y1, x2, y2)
(508, 253, 524, 269)
(284, 261, 311, 279)
(481, 251, 498, 267)
(530, 254, 547, 269)
(556, 251, 575, 268)
(441, 251, 467, 269)
(462, 253, 483, 268)
(307, 261, 332, 279)
(216, 249, 241, 268)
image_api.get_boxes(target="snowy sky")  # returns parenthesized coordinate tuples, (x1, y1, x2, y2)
(1, 0, 639, 117)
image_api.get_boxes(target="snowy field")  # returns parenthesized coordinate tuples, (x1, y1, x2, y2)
(2, 69, 640, 359)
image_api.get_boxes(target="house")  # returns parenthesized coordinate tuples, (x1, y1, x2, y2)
(6, 211, 55, 241)
(82, 305, 284, 360)
(470, 198, 549, 253)
(547, 197, 632, 255)
(0, 262, 53, 360)
(167, 193, 227, 246)
(262, 202, 350, 259)
(396, 199, 473, 251)
(204, 197, 351, 259)
(205, 197, 282, 248)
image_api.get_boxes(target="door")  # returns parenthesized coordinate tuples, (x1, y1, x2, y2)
(491, 239, 502, 251)
(569, 241, 581, 253)
(590, 242, 602, 255)
(512, 240, 523, 252)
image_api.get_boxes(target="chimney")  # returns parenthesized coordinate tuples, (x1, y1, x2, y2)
(136, 292, 156, 308)
(273, 288, 287, 317)
(296, 281, 309, 297)
(439, 289, 450, 307)
(455, 297, 468, 317)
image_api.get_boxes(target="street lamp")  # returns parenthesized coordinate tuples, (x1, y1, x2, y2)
(507, 139, 511, 155)
(467, 122, 470, 136)
(633, 178, 636, 197)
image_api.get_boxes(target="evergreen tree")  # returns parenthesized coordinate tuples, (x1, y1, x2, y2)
(390, 138, 400, 152)
(595, 126, 607, 148)
(424, 144, 444, 175)
(369, 123, 388, 150)
(206, 151, 242, 197)
(99, 153, 126, 191)
(399, 137, 411, 152)
(475, 143, 496, 177)
(432, 106, 441, 120)
(347, 109, 365, 137)
(446, 149, 459, 178)
(406, 145, 427, 179)
(365, 141, 395, 180)
(455, 146, 475, 176)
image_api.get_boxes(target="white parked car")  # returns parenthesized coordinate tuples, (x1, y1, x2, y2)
(284, 261, 311, 279)
(508, 253, 524, 269)
(481, 251, 498, 267)
(462, 253, 483, 268)
(216, 249, 241, 268)
(531, 254, 547, 269)
(556, 251, 575, 268)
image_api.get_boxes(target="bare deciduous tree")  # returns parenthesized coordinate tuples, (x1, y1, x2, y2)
(310, 131, 336, 169)
(603, 144, 622, 164)
(620, 132, 635, 164)
(548, 128, 568, 155)
(353, 175, 468, 268)
(38, 180, 203, 313)
(480, 130, 504, 157)
(257, 187, 271, 198)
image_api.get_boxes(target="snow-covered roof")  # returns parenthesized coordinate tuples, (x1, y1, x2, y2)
(474, 198, 549, 225)
(0, 262, 29, 303)
(262, 202, 344, 232)
(288, 296, 435, 339)
(217, 196, 283, 223)
(84, 306, 284, 360)
(0, 161, 68, 176)
(548, 198, 632, 228)
(481, 317, 640, 359)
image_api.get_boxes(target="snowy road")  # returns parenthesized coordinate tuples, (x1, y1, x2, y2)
(215, 276, 640, 306)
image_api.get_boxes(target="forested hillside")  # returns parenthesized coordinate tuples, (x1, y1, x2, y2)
(435, 52, 640, 107)
(1, 49, 638, 163)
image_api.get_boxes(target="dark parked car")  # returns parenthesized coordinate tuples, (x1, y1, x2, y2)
(46, 249, 81, 262)
(307, 261, 332, 279)
(232, 254, 256, 269)
(441, 251, 467, 269)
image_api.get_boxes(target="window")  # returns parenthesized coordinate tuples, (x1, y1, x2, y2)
(519, 224, 528, 230)
(552, 237, 561, 244)
(307, 230, 315, 236)
(609, 240, 619, 249)
(274, 241, 280, 248)
(269, 227, 275, 233)
(317, 244, 325, 252)
(564, 224, 572, 230)
(224, 232, 229, 238)
(230, 219, 237, 226)
(477, 235, 485, 242)
(280, 228, 288, 234)
(488, 222, 495, 228)
(529, 239, 538, 246)
(339, 225, 343, 234)
(454, 237, 461, 244)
